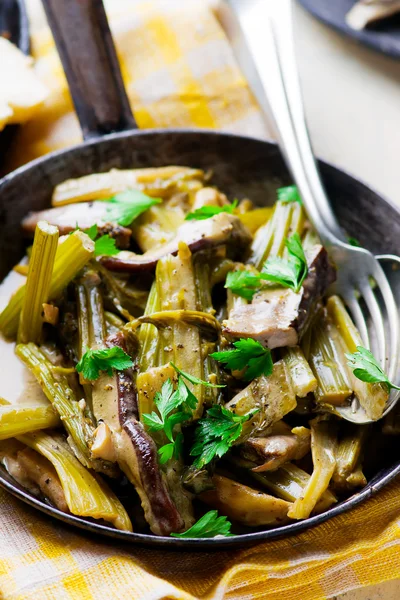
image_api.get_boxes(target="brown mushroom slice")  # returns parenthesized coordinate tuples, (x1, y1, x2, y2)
(241, 426, 311, 472)
(22, 202, 132, 248)
(0, 440, 68, 512)
(200, 475, 290, 527)
(92, 332, 185, 536)
(100, 213, 252, 272)
(223, 244, 336, 349)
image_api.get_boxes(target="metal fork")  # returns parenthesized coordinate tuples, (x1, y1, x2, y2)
(224, 0, 400, 422)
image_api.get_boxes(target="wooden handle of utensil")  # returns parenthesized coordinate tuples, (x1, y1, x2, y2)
(41, 0, 137, 139)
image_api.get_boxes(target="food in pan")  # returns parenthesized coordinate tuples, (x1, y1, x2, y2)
(0, 166, 397, 537)
(346, 0, 400, 30)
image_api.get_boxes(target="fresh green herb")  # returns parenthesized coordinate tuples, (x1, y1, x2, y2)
(225, 270, 262, 301)
(225, 233, 308, 299)
(261, 232, 308, 293)
(346, 346, 400, 391)
(142, 378, 198, 464)
(277, 185, 302, 205)
(190, 405, 259, 468)
(171, 510, 233, 538)
(76, 346, 133, 381)
(185, 200, 238, 221)
(170, 362, 225, 388)
(105, 189, 162, 227)
(93, 235, 119, 257)
(347, 236, 361, 247)
(210, 338, 273, 381)
(69, 224, 119, 257)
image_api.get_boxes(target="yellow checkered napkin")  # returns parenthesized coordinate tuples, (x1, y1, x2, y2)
(2, 2, 400, 599)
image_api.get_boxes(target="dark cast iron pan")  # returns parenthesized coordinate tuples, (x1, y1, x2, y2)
(1, 0, 400, 549)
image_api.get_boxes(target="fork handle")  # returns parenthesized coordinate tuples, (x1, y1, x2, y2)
(229, 0, 345, 243)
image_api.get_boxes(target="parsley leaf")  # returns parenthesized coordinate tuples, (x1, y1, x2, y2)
(70, 224, 119, 257)
(105, 189, 162, 227)
(210, 338, 273, 381)
(170, 362, 225, 388)
(142, 377, 198, 464)
(277, 185, 302, 205)
(348, 236, 361, 247)
(225, 270, 262, 301)
(261, 232, 308, 293)
(185, 200, 238, 221)
(171, 510, 233, 538)
(94, 235, 119, 257)
(85, 224, 98, 240)
(190, 405, 259, 468)
(76, 347, 133, 381)
(346, 346, 400, 391)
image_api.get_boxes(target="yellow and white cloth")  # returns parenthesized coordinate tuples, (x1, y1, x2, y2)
(2, 1, 400, 599)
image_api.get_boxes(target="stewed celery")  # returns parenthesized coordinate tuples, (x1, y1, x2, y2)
(156, 242, 204, 419)
(309, 310, 353, 405)
(15, 343, 116, 477)
(333, 423, 370, 490)
(326, 295, 388, 420)
(18, 221, 59, 344)
(252, 462, 337, 514)
(0, 401, 60, 440)
(0, 230, 94, 339)
(18, 431, 132, 531)
(51, 166, 205, 206)
(288, 417, 338, 519)
(226, 360, 297, 441)
(283, 346, 317, 397)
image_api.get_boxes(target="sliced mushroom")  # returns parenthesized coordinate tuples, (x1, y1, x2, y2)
(223, 244, 336, 348)
(92, 332, 185, 536)
(241, 426, 311, 472)
(0, 441, 68, 512)
(22, 202, 132, 248)
(200, 474, 290, 527)
(100, 213, 252, 272)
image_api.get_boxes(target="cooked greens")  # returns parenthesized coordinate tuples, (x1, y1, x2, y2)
(0, 165, 393, 537)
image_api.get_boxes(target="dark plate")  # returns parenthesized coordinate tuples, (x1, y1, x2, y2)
(1, 129, 400, 548)
(0, 0, 30, 163)
(298, 0, 400, 59)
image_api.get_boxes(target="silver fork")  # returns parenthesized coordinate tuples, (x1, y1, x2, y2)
(224, 0, 400, 422)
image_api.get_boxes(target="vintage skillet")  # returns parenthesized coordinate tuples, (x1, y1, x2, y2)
(0, 0, 400, 548)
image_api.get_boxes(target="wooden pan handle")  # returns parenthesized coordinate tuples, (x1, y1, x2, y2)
(42, 0, 137, 139)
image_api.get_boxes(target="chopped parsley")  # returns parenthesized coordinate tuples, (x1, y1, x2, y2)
(171, 510, 233, 538)
(210, 338, 273, 381)
(105, 189, 162, 226)
(76, 346, 133, 380)
(190, 405, 259, 468)
(185, 200, 238, 221)
(346, 346, 400, 391)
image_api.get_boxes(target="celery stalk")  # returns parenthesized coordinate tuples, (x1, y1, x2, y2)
(309, 311, 353, 405)
(15, 343, 116, 477)
(138, 281, 160, 372)
(283, 346, 317, 397)
(288, 417, 338, 519)
(18, 431, 132, 531)
(326, 295, 388, 420)
(0, 402, 60, 440)
(252, 462, 337, 514)
(0, 231, 94, 339)
(18, 221, 59, 344)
